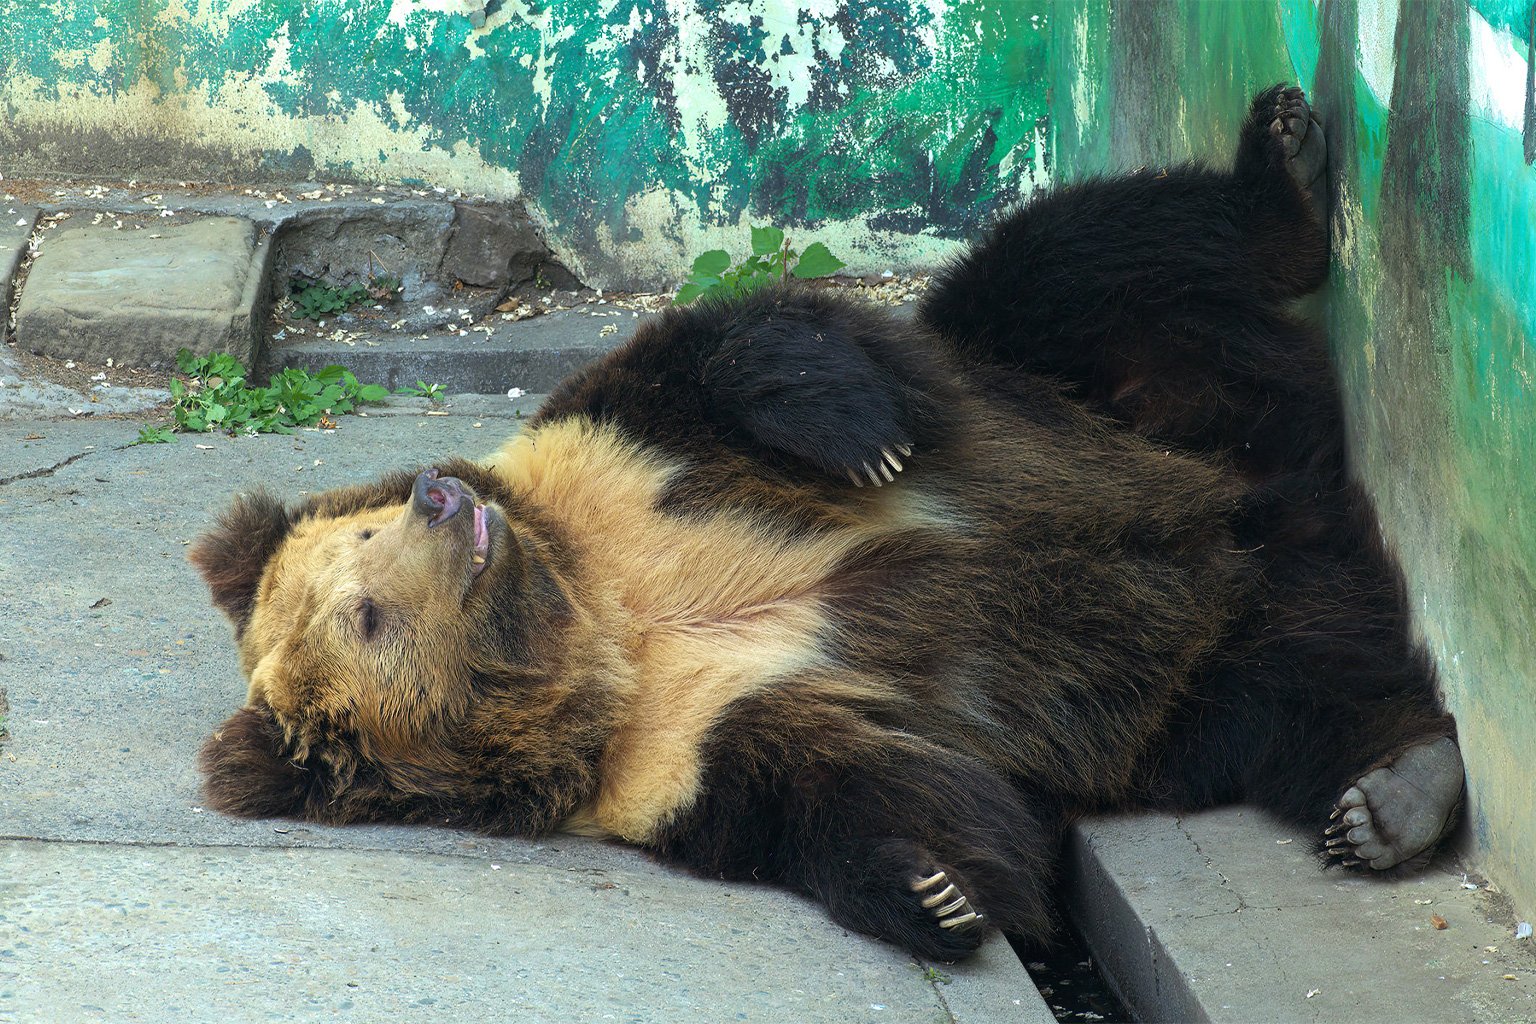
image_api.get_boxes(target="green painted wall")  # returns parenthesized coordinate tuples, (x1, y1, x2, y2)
(3, 0, 1532, 922)
(0, 0, 1052, 288)
(1051, 0, 1535, 923)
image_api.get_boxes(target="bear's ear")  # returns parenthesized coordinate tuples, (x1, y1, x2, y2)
(188, 491, 291, 637)
(198, 704, 312, 819)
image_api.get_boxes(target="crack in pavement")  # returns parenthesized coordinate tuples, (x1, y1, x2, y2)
(1174, 815, 1247, 911)
(0, 449, 92, 487)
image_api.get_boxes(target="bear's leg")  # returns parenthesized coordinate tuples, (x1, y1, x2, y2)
(791, 761, 1058, 960)
(1235, 84, 1328, 236)
(1166, 669, 1463, 872)
(1149, 507, 1464, 872)
(919, 85, 1334, 474)
(651, 694, 1057, 959)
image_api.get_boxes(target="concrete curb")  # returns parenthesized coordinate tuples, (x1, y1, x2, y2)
(1065, 809, 1536, 1023)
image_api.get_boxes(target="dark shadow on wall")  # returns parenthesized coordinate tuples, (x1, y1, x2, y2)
(1312, 0, 1361, 252)
(1110, 0, 1181, 169)
(1525, 3, 1535, 164)
(1372, 0, 1471, 418)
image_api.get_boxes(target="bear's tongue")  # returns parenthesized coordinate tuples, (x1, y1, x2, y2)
(471, 505, 489, 574)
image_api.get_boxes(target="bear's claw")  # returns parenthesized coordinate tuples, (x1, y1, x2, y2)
(847, 446, 912, 488)
(911, 869, 984, 930)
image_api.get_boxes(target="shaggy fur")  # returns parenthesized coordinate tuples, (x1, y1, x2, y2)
(193, 87, 1459, 961)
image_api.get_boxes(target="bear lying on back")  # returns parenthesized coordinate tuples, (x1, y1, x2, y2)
(193, 86, 1464, 961)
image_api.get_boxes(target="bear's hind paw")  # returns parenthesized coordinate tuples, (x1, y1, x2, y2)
(1323, 737, 1464, 871)
(912, 868, 984, 931)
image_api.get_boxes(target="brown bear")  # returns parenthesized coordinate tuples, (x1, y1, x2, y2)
(193, 86, 1465, 961)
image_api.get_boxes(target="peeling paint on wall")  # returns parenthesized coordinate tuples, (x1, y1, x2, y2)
(0, 0, 1053, 287)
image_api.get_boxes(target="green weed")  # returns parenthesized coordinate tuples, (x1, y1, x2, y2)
(130, 425, 176, 446)
(673, 226, 845, 306)
(159, 349, 395, 436)
(395, 380, 446, 403)
(290, 273, 403, 321)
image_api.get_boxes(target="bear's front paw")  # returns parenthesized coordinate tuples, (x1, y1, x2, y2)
(822, 839, 991, 961)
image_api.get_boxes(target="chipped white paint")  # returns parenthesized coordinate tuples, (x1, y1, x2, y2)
(725, 0, 850, 113)
(387, 0, 463, 27)
(1069, 5, 1098, 139)
(263, 21, 295, 87)
(655, 1, 733, 188)
(1468, 8, 1528, 131)
(1355, 0, 1399, 106)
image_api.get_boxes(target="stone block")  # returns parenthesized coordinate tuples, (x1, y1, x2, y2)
(274, 202, 456, 302)
(440, 202, 551, 290)
(1, 200, 37, 313)
(14, 217, 272, 369)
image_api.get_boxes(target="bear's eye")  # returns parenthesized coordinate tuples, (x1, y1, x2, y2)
(359, 529, 375, 541)
(360, 599, 380, 639)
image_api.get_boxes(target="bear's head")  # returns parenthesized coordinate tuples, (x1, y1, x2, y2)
(189, 459, 622, 834)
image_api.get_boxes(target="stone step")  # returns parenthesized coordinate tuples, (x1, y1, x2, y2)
(264, 303, 641, 395)
(3, 180, 578, 379)
(14, 217, 273, 369)
(1, 199, 37, 312)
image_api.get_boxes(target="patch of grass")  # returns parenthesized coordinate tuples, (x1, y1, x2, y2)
(920, 965, 952, 985)
(673, 226, 845, 306)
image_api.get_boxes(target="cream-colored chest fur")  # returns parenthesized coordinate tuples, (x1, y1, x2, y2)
(484, 419, 914, 843)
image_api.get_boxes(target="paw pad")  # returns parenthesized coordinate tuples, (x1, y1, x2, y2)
(1323, 738, 1464, 871)
(911, 869, 983, 930)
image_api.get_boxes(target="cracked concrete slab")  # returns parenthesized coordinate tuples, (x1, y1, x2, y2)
(1067, 809, 1536, 1022)
(0, 411, 1051, 1024)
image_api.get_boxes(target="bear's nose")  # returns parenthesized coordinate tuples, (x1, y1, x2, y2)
(413, 468, 466, 527)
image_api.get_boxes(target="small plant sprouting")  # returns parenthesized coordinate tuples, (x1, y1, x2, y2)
(396, 380, 446, 403)
(130, 425, 176, 446)
(290, 272, 403, 321)
(921, 965, 951, 985)
(672, 226, 846, 306)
